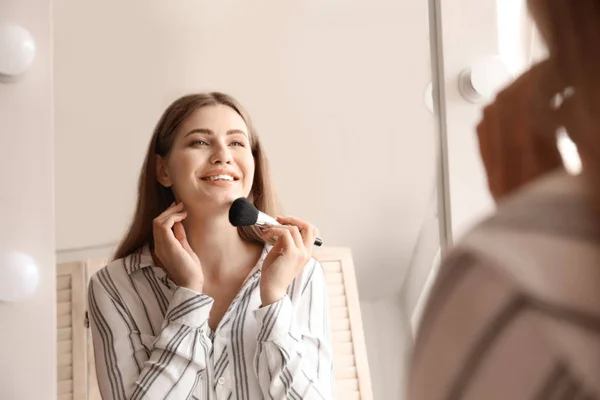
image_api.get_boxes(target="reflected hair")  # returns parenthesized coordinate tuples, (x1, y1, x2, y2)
(113, 92, 278, 260)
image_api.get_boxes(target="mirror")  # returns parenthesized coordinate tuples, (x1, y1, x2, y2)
(52, 1, 442, 399)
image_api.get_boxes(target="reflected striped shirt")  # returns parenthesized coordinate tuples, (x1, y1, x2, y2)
(410, 171, 600, 399)
(88, 244, 334, 400)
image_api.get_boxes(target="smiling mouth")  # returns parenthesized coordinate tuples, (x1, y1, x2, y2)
(200, 174, 238, 182)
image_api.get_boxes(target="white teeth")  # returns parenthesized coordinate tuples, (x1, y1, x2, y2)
(205, 174, 234, 181)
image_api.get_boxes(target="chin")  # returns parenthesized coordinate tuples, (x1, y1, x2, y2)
(185, 182, 250, 211)
(197, 192, 242, 211)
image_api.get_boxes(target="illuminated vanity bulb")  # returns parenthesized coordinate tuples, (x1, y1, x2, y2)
(0, 23, 37, 78)
(0, 251, 40, 302)
(458, 56, 513, 104)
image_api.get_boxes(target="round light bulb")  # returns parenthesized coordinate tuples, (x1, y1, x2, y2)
(0, 251, 40, 302)
(458, 56, 513, 103)
(0, 23, 37, 77)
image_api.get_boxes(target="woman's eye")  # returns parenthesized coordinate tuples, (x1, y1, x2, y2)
(191, 140, 208, 147)
(230, 141, 245, 147)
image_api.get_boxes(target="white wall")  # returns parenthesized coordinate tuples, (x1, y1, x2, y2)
(0, 2, 55, 399)
(440, 0, 499, 240)
(361, 298, 413, 400)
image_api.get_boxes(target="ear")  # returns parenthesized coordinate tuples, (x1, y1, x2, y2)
(155, 155, 173, 188)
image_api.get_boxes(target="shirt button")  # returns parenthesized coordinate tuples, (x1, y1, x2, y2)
(218, 377, 225, 385)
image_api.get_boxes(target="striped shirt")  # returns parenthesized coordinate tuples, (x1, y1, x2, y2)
(88, 244, 334, 400)
(409, 170, 600, 399)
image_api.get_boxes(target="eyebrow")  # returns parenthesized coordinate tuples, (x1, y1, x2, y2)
(184, 128, 248, 137)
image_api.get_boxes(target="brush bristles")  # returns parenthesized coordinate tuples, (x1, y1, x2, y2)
(229, 197, 259, 227)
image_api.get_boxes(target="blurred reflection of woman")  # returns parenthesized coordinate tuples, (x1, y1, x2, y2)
(410, 1, 600, 398)
(88, 92, 334, 400)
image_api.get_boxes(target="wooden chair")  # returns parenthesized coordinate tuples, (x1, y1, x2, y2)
(56, 246, 372, 399)
(314, 246, 373, 400)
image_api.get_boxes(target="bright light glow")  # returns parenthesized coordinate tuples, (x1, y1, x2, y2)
(497, 0, 528, 74)
(0, 251, 40, 302)
(0, 23, 36, 77)
(557, 130, 582, 175)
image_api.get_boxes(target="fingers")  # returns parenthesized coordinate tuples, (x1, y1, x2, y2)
(262, 227, 297, 261)
(156, 202, 184, 222)
(262, 218, 316, 262)
(155, 203, 186, 226)
(276, 216, 318, 248)
(477, 103, 503, 199)
(172, 221, 187, 242)
(263, 225, 302, 249)
(153, 202, 188, 249)
(154, 211, 187, 233)
(476, 56, 569, 203)
(528, 60, 564, 134)
(546, 1, 600, 161)
(276, 216, 309, 230)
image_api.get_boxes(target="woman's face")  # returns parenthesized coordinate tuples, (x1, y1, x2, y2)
(157, 104, 255, 212)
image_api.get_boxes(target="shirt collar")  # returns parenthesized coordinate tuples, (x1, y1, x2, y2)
(125, 243, 272, 276)
(125, 245, 155, 275)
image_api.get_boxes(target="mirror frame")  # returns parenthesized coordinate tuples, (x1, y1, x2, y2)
(428, 0, 453, 253)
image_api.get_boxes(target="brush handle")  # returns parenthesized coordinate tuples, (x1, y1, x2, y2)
(258, 217, 323, 247)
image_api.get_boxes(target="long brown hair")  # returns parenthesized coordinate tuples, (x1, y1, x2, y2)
(113, 92, 279, 260)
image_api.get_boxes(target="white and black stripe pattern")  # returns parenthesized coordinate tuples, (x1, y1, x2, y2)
(131, 325, 192, 400)
(213, 345, 229, 386)
(96, 268, 145, 375)
(88, 244, 335, 399)
(88, 281, 127, 400)
(231, 278, 260, 400)
(253, 260, 334, 399)
(142, 268, 169, 317)
(409, 171, 600, 400)
(123, 257, 156, 336)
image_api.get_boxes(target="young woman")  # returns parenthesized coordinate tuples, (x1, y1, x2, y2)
(88, 92, 334, 400)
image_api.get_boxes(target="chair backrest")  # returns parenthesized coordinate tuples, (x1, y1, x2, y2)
(56, 261, 89, 400)
(56, 258, 107, 400)
(56, 246, 372, 399)
(314, 246, 373, 400)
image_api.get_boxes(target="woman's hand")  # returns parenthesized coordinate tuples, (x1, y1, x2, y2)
(543, 0, 600, 175)
(260, 216, 318, 306)
(152, 202, 204, 292)
(477, 59, 566, 203)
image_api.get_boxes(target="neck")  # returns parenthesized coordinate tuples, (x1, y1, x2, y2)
(183, 209, 262, 280)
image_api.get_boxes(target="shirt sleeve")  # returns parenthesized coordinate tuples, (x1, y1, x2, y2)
(88, 271, 214, 400)
(253, 259, 335, 400)
(408, 252, 570, 400)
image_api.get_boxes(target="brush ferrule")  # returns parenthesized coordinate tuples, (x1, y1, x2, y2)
(256, 212, 279, 227)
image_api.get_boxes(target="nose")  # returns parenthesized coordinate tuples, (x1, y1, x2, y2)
(209, 141, 233, 165)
